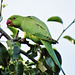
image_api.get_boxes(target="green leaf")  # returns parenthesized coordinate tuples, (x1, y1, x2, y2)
(9, 64, 15, 72)
(41, 48, 50, 57)
(44, 70, 53, 75)
(7, 40, 14, 58)
(30, 68, 41, 75)
(15, 42, 21, 48)
(7, 27, 21, 47)
(33, 68, 41, 74)
(24, 68, 41, 75)
(7, 40, 22, 60)
(7, 40, 14, 49)
(1, 69, 9, 75)
(27, 70, 35, 75)
(16, 61, 24, 75)
(24, 70, 30, 75)
(63, 35, 75, 44)
(47, 16, 63, 24)
(54, 49, 62, 65)
(43, 57, 55, 72)
(1, 16, 3, 21)
(0, 43, 10, 67)
(27, 45, 39, 58)
(13, 45, 20, 60)
(7, 26, 18, 38)
(40, 48, 62, 74)
(32, 68, 42, 75)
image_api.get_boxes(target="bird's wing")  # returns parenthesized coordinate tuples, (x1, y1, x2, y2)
(21, 16, 51, 40)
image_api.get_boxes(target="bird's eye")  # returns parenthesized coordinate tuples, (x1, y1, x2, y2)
(13, 17, 16, 19)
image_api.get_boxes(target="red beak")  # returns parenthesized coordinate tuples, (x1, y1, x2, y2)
(6, 19, 14, 26)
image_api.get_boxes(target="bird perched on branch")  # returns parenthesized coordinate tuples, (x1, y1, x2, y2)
(6, 15, 65, 75)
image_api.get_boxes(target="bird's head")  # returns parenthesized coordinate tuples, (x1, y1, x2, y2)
(6, 15, 24, 28)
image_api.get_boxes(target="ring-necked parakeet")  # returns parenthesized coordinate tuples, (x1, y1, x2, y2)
(6, 15, 65, 75)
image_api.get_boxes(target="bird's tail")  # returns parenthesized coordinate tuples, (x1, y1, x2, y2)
(41, 40, 65, 75)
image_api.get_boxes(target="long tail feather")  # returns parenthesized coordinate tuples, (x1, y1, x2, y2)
(41, 40, 65, 75)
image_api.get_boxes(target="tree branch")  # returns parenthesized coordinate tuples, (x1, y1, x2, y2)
(20, 50, 38, 64)
(0, 27, 38, 64)
(57, 19, 75, 41)
(0, 0, 3, 22)
(0, 27, 11, 40)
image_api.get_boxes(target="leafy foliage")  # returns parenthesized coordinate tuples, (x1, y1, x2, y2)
(26, 44, 39, 58)
(16, 61, 24, 75)
(1, 14, 75, 75)
(0, 38, 62, 75)
(47, 16, 63, 24)
(39, 48, 62, 75)
(7, 26, 18, 38)
(63, 35, 75, 44)
(13, 45, 20, 60)
(0, 43, 10, 67)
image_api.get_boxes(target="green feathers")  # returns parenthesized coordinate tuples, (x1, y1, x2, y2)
(7, 15, 65, 75)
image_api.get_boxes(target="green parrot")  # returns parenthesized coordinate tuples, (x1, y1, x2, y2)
(6, 15, 65, 75)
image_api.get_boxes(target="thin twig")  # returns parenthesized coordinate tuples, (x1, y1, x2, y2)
(0, 27, 38, 64)
(57, 19, 75, 41)
(14, 30, 19, 38)
(0, 0, 3, 22)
